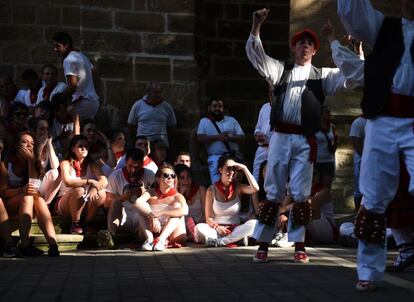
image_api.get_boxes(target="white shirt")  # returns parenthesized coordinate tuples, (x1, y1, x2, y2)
(36, 82, 66, 104)
(338, 0, 414, 96)
(115, 155, 158, 174)
(245, 34, 361, 125)
(197, 116, 245, 155)
(127, 95, 176, 146)
(14, 89, 36, 107)
(63, 51, 99, 102)
(105, 168, 155, 195)
(254, 102, 273, 145)
(349, 116, 367, 164)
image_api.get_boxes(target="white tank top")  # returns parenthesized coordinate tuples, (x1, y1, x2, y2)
(212, 186, 241, 225)
(58, 164, 95, 197)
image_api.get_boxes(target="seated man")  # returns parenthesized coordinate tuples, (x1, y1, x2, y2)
(36, 64, 66, 104)
(15, 69, 42, 111)
(116, 135, 158, 173)
(140, 164, 188, 251)
(98, 148, 155, 249)
(174, 151, 191, 167)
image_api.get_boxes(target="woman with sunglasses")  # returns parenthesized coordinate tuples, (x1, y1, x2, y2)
(0, 132, 59, 256)
(56, 135, 107, 234)
(175, 164, 206, 241)
(140, 164, 188, 251)
(194, 154, 259, 247)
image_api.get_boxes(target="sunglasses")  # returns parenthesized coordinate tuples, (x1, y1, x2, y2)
(162, 173, 176, 179)
(14, 112, 29, 117)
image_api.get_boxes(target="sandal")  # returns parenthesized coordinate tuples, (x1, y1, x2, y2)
(355, 280, 376, 292)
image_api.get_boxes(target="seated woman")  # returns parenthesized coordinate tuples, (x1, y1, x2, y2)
(109, 129, 126, 167)
(139, 164, 188, 251)
(56, 135, 107, 234)
(29, 117, 60, 171)
(0, 132, 59, 256)
(175, 164, 206, 240)
(194, 154, 259, 247)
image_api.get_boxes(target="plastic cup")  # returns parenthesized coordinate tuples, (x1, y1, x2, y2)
(29, 178, 41, 192)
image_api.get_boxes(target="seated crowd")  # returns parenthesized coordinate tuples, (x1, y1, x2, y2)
(0, 31, 342, 260)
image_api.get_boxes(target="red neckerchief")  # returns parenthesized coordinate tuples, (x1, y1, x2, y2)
(72, 160, 84, 177)
(183, 183, 200, 204)
(43, 83, 57, 101)
(155, 187, 177, 199)
(122, 167, 144, 184)
(143, 156, 153, 167)
(114, 150, 125, 160)
(215, 180, 235, 201)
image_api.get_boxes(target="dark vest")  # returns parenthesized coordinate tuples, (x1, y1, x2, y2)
(362, 17, 414, 117)
(270, 64, 325, 136)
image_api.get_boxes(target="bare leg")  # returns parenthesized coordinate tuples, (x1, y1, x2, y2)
(137, 214, 154, 242)
(0, 199, 13, 244)
(19, 196, 34, 247)
(33, 197, 57, 245)
(85, 190, 105, 222)
(59, 187, 86, 222)
(158, 218, 181, 242)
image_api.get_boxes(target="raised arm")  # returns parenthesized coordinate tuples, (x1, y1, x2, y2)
(245, 8, 284, 85)
(337, 0, 384, 48)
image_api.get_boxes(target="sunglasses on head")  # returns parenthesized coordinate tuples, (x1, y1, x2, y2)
(162, 173, 176, 179)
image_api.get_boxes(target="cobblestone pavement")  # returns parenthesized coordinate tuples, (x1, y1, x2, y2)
(1, 245, 413, 302)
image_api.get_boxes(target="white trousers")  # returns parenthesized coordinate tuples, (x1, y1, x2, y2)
(253, 132, 313, 243)
(358, 117, 414, 281)
(194, 219, 257, 245)
(253, 146, 269, 181)
(207, 154, 221, 184)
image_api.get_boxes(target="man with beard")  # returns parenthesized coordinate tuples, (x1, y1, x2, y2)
(127, 81, 177, 148)
(338, 0, 414, 291)
(36, 64, 66, 104)
(98, 148, 155, 249)
(246, 10, 362, 264)
(197, 98, 245, 184)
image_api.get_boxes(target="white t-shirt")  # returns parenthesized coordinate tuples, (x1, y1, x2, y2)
(349, 117, 367, 164)
(14, 89, 37, 107)
(254, 102, 273, 145)
(115, 155, 158, 174)
(197, 116, 244, 155)
(315, 126, 335, 163)
(106, 168, 155, 195)
(63, 51, 99, 102)
(127, 95, 176, 146)
(36, 82, 66, 104)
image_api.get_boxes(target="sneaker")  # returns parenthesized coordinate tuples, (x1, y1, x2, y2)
(271, 232, 293, 248)
(97, 230, 116, 249)
(141, 239, 154, 251)
(294, 251, 309, 263)
(205, 237, 219, 247)
(2, 242, 19, 258)
(70, 221, 83, 235)
(386, 252, 414, 272)
(355, 280, 376, 292)
(19, 244, 44, 257)
(48, 244, 60, 257)
(152, 238, 166, 251)
(253, 250, 268, 263)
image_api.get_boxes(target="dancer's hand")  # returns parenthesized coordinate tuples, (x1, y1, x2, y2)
(321, 20, 336, 43)
(253, 8, 269, 25)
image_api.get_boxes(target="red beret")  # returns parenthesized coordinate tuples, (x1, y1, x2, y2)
(291, 29, 320, 51)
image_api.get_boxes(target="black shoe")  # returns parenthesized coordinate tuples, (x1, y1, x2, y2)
(19, 244, 44, 257)
(2, 242, 19, 258)
(48, 244, 60, 257)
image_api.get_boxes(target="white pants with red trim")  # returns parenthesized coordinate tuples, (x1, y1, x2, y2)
(358, 116, 414, 282)
(253, 146, 269, 181)
(252, 132, 313, 243)
(194, 219, 258, 245)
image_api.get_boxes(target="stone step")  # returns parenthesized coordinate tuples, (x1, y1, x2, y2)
(12, 233, 83, 252)
(10, 216, 69, 235)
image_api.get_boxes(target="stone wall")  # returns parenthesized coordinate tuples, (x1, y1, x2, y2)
(0, 0, 199, 153)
